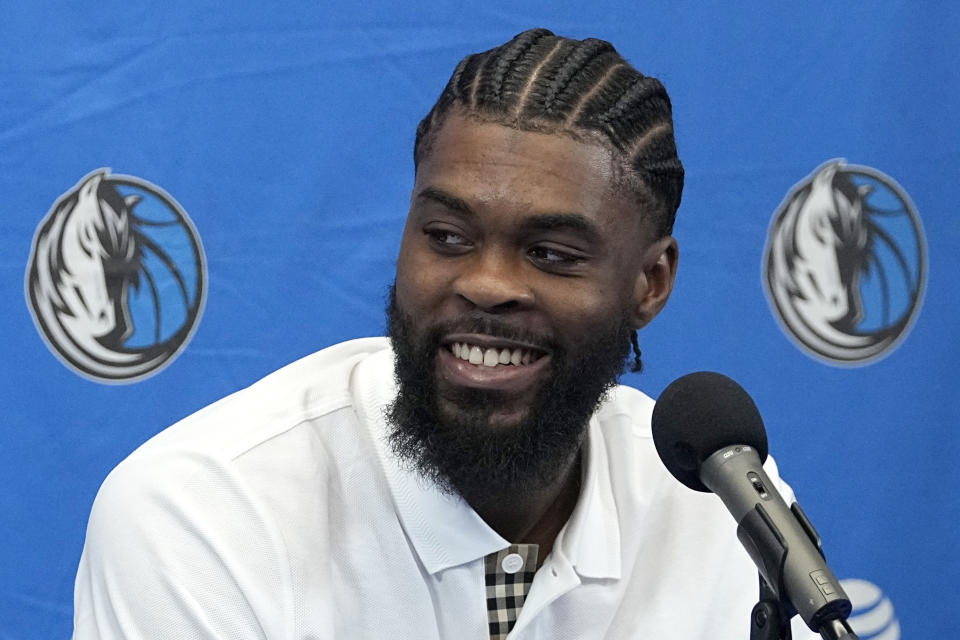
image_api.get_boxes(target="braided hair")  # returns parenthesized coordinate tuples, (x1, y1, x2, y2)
(414, 28, 684, 238)
(414, 28, 684, 372)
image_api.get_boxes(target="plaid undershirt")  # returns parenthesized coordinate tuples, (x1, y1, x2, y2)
(484, 544, 540, 640)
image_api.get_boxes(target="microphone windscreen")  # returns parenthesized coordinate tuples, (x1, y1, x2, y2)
(651, 371, 768, 492)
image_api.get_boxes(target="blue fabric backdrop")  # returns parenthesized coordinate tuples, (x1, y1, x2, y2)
(2, 2, 956, 638)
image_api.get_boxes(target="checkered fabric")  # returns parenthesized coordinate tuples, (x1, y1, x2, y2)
(485, 544, 539, 640)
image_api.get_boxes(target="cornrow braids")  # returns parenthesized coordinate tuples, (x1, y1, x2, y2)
(540, 38, 614, 115)
(485, 28, 551, 107)
(511, 39, 566, 118)
(414, 28, 684, 238)
(630, 331, 643, 373)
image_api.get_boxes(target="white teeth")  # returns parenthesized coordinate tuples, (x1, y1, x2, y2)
(469, 346, 483, 365)
(451, 342, 540, 367)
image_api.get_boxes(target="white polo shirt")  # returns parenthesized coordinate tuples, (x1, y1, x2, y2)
(73, 337, 817, 639)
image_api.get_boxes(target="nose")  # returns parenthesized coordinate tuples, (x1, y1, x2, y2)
(452, 249, 534, 313)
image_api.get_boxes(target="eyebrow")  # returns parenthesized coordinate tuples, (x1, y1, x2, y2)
(416, 187, 474, 216)
(416, 186, 602, 241)
(519, 213, 601, 241)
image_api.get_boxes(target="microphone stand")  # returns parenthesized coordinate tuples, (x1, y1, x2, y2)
(747, 504, 859, 640)
(750, 577, 792, 640)
(749, 575, 860, 640)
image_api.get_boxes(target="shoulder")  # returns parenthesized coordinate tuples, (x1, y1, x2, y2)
(83, 337, 395, 577)
(595, 383, 656, 436)
(87, 335, 393, 522)
(74, 338, 395, 637)
(90, 336, 396, 527)
(129, 336, 392, 461)
(592, 382, 793, 496)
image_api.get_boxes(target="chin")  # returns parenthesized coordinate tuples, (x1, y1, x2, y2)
(473, 409, 531, 433)
(436, 394, 529, 432)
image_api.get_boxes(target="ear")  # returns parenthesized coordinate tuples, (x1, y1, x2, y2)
(630, 236, 678, 329)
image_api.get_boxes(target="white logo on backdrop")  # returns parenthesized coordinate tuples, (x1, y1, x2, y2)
(25, 169, 206, 383)
(840, 578, 900, 640)
(763, 160, 926, 366)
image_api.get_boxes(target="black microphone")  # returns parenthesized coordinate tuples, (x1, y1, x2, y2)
(651, 371, 858, 640)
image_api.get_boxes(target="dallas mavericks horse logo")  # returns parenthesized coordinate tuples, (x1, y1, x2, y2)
(763, 160, 926, 365)
(26, 169, 206, 383)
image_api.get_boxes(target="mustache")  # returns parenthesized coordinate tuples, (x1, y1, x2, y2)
(385, 285, 561, 355)
(424, 313, 558, 353)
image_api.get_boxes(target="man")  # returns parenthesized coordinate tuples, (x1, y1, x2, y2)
(73, 29, 815, 639)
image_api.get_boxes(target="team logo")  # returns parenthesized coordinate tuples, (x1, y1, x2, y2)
(25, 169, 206, 383)
(763, 160, 926, 365)
(840, 578, 900, 639)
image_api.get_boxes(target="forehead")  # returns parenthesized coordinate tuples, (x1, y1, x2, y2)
(414, 113, 643, 237)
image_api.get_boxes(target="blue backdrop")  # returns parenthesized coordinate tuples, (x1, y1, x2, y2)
(2, 3, 956, 638)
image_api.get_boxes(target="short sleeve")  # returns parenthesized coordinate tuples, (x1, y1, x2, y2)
(72, 449, 293, 640)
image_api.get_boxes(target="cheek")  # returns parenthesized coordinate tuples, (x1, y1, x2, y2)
(536, 280, 630, 333)
(395, 237, 446, 311)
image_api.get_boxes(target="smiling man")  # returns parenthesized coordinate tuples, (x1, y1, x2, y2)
(387, 104, 677, 557)
(73, 29, 814, 640)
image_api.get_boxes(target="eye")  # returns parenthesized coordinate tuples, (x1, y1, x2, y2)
(528, 245, 586, 270)
(424, 227, 472, 253)
(811, 215, 829, 242)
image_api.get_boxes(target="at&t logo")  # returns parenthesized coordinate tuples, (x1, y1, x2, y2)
(840, 578, 900, 639)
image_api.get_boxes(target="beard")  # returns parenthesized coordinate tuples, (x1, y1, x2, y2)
(385, 285, 633, 505)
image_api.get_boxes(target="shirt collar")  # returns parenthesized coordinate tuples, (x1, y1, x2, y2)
(553, 415, 622, 580)
(354, 345, 621, 579)
(355, 348, 507, 575)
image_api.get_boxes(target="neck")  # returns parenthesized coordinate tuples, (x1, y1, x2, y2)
(470, 449, 583, 565)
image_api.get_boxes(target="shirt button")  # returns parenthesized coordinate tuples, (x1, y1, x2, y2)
(501, 553, 525, 574)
